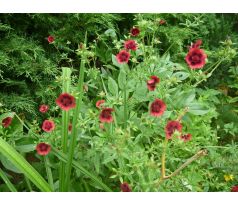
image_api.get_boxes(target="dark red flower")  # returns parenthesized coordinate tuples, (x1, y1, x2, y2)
(56, 93, 76, 111)
(2, 117, 13, 128)
(99, 108, 114, 123)
(147, 76, 160, 91)
(165, 120, 182, 139)
(231, 185, 238, 192)
(130, 27, 140, 37)
(150, 99, 166, 117)
(68, 123, 72, 132)
(120, 182, 131, 192)
(159, 19, 166, 25)
(36, 143, 51, 156)
(124, 40, 137, 51)
(116, 50, 130, 64)
(42, 120, 55, 132)
(39, 104, 49, 113)
(47, 35, 54, 43)
(96, 100, 105, 109)
(185, 40, 207, 69)
(180, 133, 192, 142)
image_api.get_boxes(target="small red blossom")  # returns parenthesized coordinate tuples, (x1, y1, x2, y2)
(116, 50, 130, 64)
(231, 185, 238, 192)
(99, 108, 114, 123)
(191, 39, 202, 49)
(120, 182, 132, 192)
(36, 143, 51, 156)
(2, 117, 13, 128)
(124, 40, 137, 51)
(39, 104, 49, 113)
(47, 35, 54, 43)
(159, 19, 166, 25)
(56, 93, 76, 111)
(96, 100, 105, 109)
(130, 27, 140, 37)
(180, 133, 192, 142)
(185, 40, 207, 69)
(42, 120, 55, 132)
(150, 99, 166, 117)
(165, 120, 182, 139)
(147, 75, 160, 91)
(68, 123, 72, 132)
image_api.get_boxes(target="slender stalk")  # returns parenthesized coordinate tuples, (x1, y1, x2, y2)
(44, 156, 54, 191)
(161, 139, 168, 179)
(164, 150, 207, 179)
(0, 168, 17, 192)
(59, 67, 71, 191)
(193, 60, 222, 87)
(64, 32, 87, 191)
(123, 84, 127, 129)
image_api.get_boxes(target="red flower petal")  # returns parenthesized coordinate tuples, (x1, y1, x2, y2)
(124, 40, 137, 51)
(185, 41, 207, 69)
(130, 27, 140, 37)
(56, 93, 76, 111)
(116, 50, 130, 64)
(150, 99, 166, 117)
(180, 133, 192, 142)
(39, 104, 49, 113)
(165, 120, 182, 139)
(231, 185, 238, 192)
(120, 182, 132, 192)
(36, 142, 51, 156)
(47, 35, 54, 43)
(147, 76, 160, 91)
(99, 108, 114, 123)
(2, 117, 13, 128)
(96, 100, 105, 109)
(42, 120, 55, 132)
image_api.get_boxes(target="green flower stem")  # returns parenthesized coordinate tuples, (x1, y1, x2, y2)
(123, 84, 127, 129)
(59, 67, 71, 192)
(193, 59, 223, 87)
(0, 168, 17, 192)
(64, 32, 87, 191)
(44, 155, 54, 191)
(161, 139, 168, 179)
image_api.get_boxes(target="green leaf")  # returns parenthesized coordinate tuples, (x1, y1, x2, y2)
(118, 68, 127, 89)
(0, 168, 17, 192)
(108, 77, 118, 96)
(16, 144, 35, 153)
(172, 72, 190, 80)
(188, 102, 210, 115)
(0, 155, 22, 173)
(0, 138, 52, 192)
(133, 82, 148, 102)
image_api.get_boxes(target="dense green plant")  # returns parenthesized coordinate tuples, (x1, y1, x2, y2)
(0, 13, 237, 192)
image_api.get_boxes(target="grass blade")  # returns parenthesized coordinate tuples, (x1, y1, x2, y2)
(0, 168, 17, 192)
